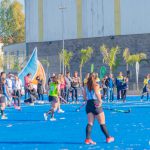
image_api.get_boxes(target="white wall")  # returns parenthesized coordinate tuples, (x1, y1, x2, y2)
(121, 0, 150, 35)
(25, 0, 150, 42)
(25, 0, 39, 42)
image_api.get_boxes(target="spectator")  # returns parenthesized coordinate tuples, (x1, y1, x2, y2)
(71, 71, 81, 103)
(105, 74, 114, 102)
(116, 72, 124, 100)
(12, 75, 22, 110)
(24, 73, 32, 99)
(36, 75, 44, 100)
(64, 71, 72, 102)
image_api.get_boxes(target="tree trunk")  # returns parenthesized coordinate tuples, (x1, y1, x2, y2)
(64, 66, 66, 75)
(110, 66, 112, 74)
(135, 62, 139, 91)
(80, 65, 82, 82)
(60, 57, 61, 73)
(126, 63, 129, 71)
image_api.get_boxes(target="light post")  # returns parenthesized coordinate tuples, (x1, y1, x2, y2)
(59, 5, 66, 74)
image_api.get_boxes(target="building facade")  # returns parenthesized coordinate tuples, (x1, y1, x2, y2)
(3, 43, 26, 71)
(25, 0, 150, 42)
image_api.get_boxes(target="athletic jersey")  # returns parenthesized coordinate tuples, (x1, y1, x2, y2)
(143, 78, 149, 85)
(86, 88, 97, 100)
(49, 82, 58, 97)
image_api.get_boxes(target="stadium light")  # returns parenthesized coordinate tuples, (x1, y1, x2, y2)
(59, 5, 66, 74)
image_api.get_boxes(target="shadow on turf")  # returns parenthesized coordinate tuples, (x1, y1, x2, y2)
(0, 141, 84, 145)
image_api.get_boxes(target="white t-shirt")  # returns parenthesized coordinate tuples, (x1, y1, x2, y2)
(6, 78, 13, 89)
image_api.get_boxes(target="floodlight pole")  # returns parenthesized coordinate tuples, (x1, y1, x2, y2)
(59, 5, 66, 74)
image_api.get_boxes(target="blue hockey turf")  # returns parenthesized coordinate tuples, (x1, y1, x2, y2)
(0, 96, 150, 150)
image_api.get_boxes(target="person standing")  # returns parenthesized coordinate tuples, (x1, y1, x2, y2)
(59, 74, 66, 99)
(122, 76, 128, 102)
(105, 74, 114, 102)
(12, 75, 22, 110)
(116, 72, 124, 101)
(64, 71, 72, 102)
(71, 71, 80, 103)
(0, 77, 8, 119)
(36, 76, 44, 100)
(6, 73, 13, 105)
(141, 74, 150, 101)
(83, 73, 114, 144)
(24, 73, 32, 99)
(102, 76, 108, 101)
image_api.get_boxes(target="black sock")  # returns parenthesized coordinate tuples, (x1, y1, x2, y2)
(1, 110, 4, 116)
(51, 111, 54, 118)
(86, 124, 92, 139)
(100, 124, 110, 138)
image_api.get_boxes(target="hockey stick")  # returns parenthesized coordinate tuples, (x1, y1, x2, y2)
(104, 107, 131, 113)
(59, 96, 67, 104)
(75, 102, 86, 112)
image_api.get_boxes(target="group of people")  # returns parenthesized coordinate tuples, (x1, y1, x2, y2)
(0, 72, 22, 119)
(44, 71, 115, 144)
(0, 70, 129, 120)
(101, 72, 128, 102)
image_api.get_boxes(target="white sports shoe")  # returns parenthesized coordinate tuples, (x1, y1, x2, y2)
(1, 115, 8, 120)
(44, 113, 48, 121)
(58, 109, 64, 113)
(29, 103, 34, 106)
(50, 117, 56, 121)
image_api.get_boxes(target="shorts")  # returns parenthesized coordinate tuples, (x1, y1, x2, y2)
(86, 100, 103, 115)
(0, 96, 6, 103)
(48, 96, 58, 102)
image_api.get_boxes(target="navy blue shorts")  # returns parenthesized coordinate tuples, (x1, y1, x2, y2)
(86, 100, 103, 115)
(48, 96, 58, 102)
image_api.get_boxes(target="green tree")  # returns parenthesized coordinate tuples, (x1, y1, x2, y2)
(123, 50, 147, 90)
(80, 47, 93, 81)
(123, 48, 130, 71)
(100, 44, 120, 73)
(0, 0, 25, 44)
(60, 49, 73, 72)
(127, 53, 147, 64)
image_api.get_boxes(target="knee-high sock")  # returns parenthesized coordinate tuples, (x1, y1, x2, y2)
(1, 110, 4, 116)
(46, 109, 54, 116)
(86, 124, 92, 139)
(100, 124, 110, 138)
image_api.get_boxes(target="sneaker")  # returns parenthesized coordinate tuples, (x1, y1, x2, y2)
(1, 115, 8, 120)
(29, 103, 34, 106)
(58, 109, 64, 113)
(14, 105, 20, 110)
(106, 136, 114, 143)
(44, 113, 48, 121)
(50, 117, 56, 121)
(85, 139, 96, 145)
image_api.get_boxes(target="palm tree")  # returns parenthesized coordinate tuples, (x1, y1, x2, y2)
(63, 49, 73, 72)
(59, 49, 73, 73)
(123, 48, 130, 71)
(100, 44, 120, 73)
(123, 51, 147, 90)
(80, 47, 93, 81)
